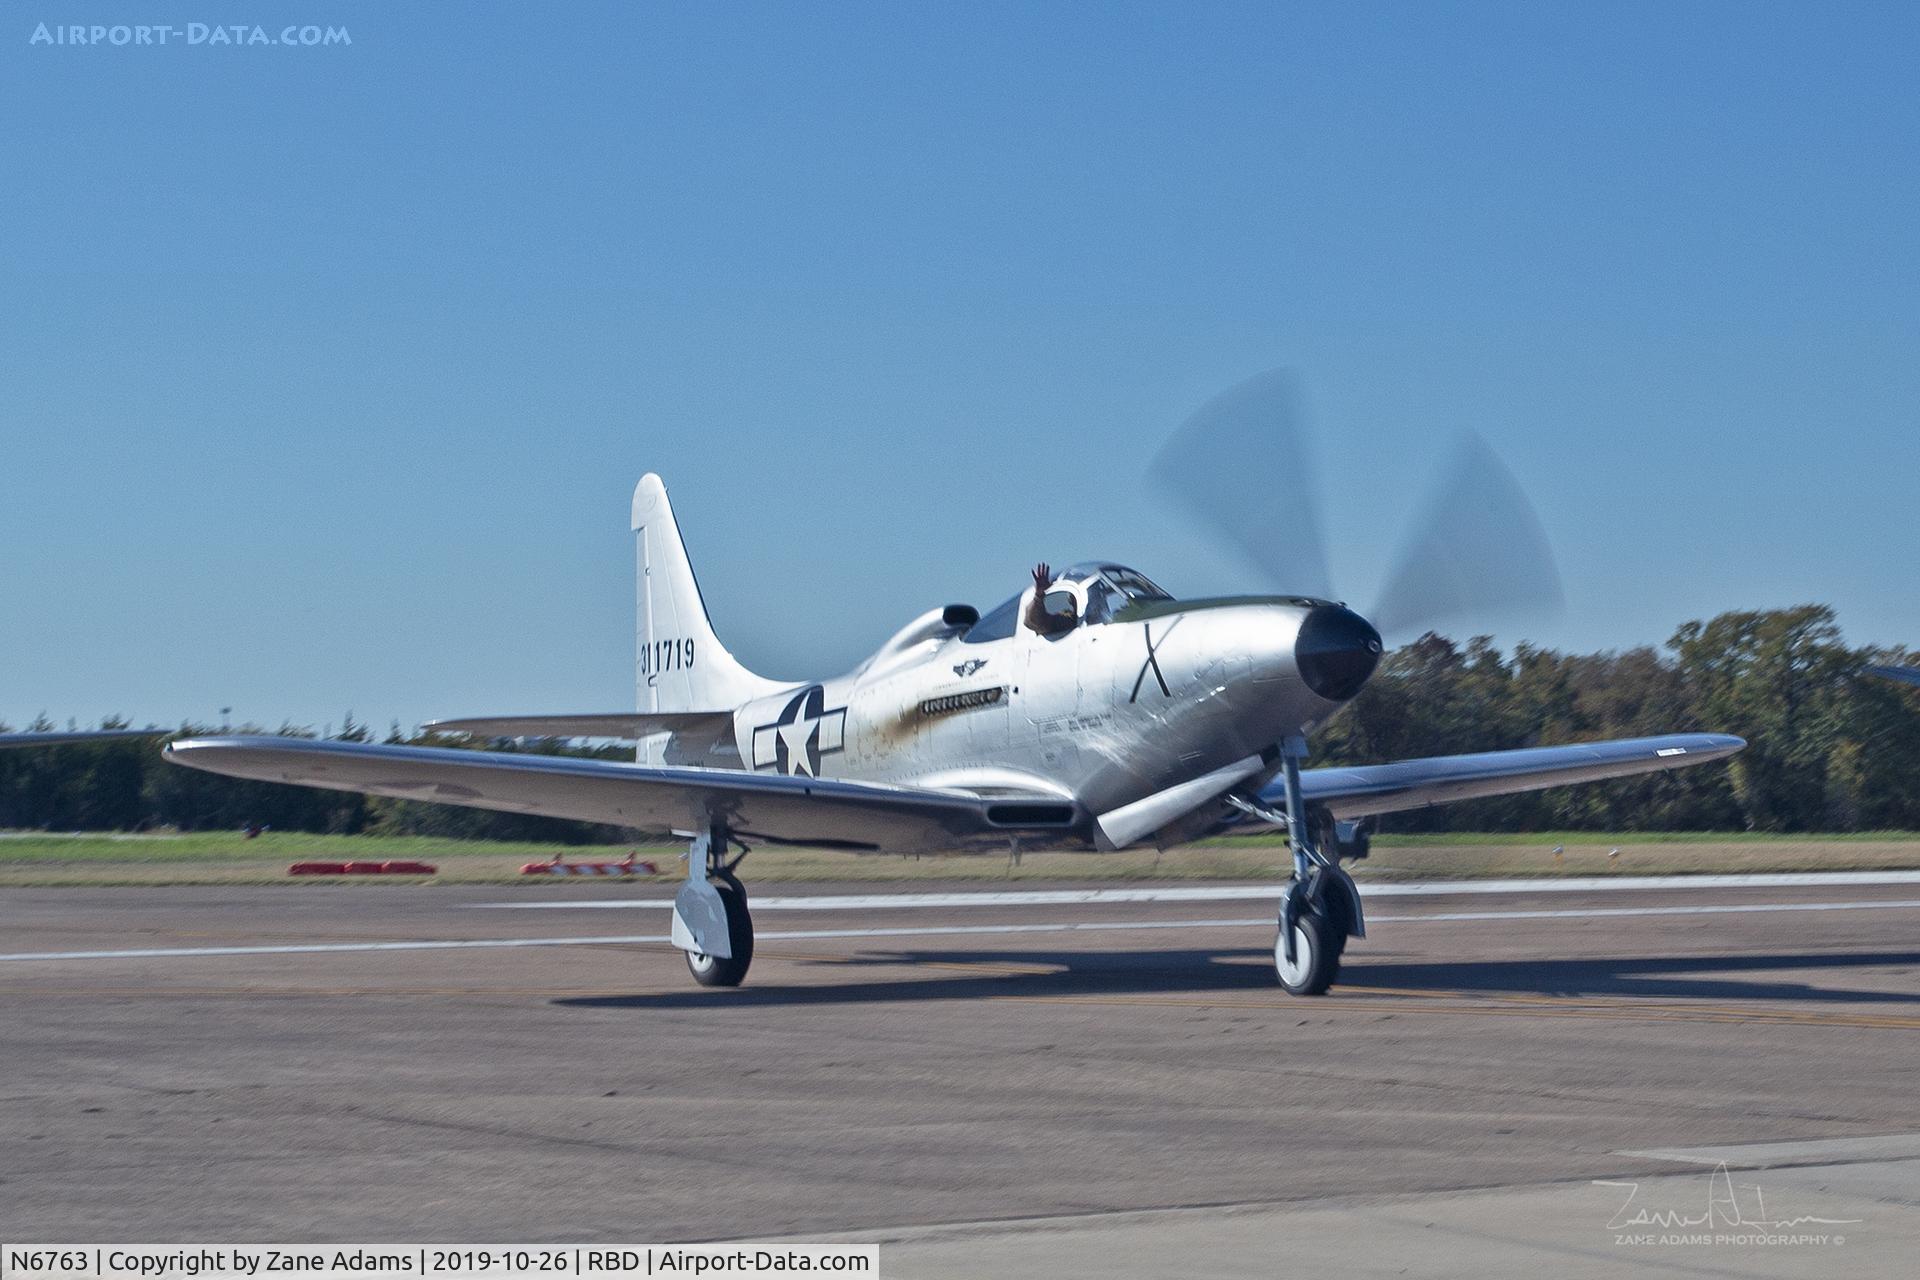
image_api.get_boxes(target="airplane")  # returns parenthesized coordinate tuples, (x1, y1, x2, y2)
(10, 375, 1747, 994)
(1867, 664, 1920, 688)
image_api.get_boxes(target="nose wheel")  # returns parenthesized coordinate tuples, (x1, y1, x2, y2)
(1262, 735, 1365, 996)
(1274, 909, 1341, 995)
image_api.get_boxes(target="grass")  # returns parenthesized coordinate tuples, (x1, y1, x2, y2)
(3, 829, 1920, 886)
(1366, 829, 1920, 846)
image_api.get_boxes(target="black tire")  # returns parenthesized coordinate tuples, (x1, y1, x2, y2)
(1274, 911, 1339, 996)
(686, 882, 754, 987)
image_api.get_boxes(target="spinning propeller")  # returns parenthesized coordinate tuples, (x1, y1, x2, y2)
(1151, 369, 1564, 643)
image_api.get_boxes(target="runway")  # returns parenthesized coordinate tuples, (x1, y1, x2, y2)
(3, 875, 1918, 1275)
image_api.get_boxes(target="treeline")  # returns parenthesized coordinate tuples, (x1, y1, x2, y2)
(3, 605, 1917, 838)
(0, 717, 638, 844)
(1316, 605, 1920, 831)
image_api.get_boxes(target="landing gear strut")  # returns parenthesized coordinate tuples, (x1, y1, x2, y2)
(671, 821, 755, 987)
(1267, 737, 1365, 996)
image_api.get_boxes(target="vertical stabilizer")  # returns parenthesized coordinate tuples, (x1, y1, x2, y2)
(633, 475, 786, 721)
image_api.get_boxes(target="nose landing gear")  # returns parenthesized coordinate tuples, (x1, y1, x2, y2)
(1276, 860, 1360, 995)
(1264, 736, 1366, 996)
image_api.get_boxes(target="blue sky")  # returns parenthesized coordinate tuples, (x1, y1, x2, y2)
(3, 2, 1915, 732)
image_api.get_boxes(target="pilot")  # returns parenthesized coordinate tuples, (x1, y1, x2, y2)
(1023, 562, 1077, 637)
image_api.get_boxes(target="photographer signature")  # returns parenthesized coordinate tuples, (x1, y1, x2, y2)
(1597, 1161, 1862, 1232)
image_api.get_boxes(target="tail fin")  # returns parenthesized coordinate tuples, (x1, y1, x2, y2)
(632, 474, 786, 715)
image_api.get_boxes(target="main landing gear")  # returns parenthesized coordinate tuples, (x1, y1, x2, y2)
(671, 821, 755, 987)
(1263, 737, 1366, 996)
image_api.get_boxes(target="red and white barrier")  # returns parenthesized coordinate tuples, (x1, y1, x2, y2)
(288, 860, 438, 876)
(520, 852, 659, 877)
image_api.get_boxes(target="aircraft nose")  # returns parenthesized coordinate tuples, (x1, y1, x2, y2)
(1294, 604, 1383, 702)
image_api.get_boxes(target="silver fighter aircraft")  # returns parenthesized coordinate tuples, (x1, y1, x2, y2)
(157, 387, 1746, 994)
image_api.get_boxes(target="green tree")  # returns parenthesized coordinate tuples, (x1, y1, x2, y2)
(1668, 606, 1857, 831)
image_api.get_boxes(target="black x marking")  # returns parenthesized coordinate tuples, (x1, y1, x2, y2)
(1130, 621, 1173, 702)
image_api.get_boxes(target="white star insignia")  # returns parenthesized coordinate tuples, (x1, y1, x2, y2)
(779, 713, 818, 777)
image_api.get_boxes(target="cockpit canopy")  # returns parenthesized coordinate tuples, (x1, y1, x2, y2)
(961, 563, 1173, 643)
(1054, 562, 1172, 624)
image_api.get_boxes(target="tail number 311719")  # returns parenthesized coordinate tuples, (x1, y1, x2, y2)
(643, 638, 695, 677)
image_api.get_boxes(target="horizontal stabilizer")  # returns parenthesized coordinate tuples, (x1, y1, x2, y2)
(424, 713, 730, 740)
(1866, 664, 1920, 688)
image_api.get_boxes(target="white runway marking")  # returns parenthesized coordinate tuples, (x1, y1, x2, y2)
(1619, 1132, 1920, 1168)
(4, 897, 1919, 963)
(466, 870, 1920, 912)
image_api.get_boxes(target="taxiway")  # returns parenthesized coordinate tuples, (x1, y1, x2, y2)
(2, 875, 1917, 1275)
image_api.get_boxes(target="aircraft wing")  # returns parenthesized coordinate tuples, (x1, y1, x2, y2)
(161, 732, 1742, 852)
(0, 730, 166, 749)
(424, 712, 730, 739)
(1280, 732, 1745, 820)
(1867, 664, 1920, 688)
(162, 736, 1075, 852)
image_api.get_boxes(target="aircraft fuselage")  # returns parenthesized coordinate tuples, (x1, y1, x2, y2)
(640, 596, 1381, 844)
